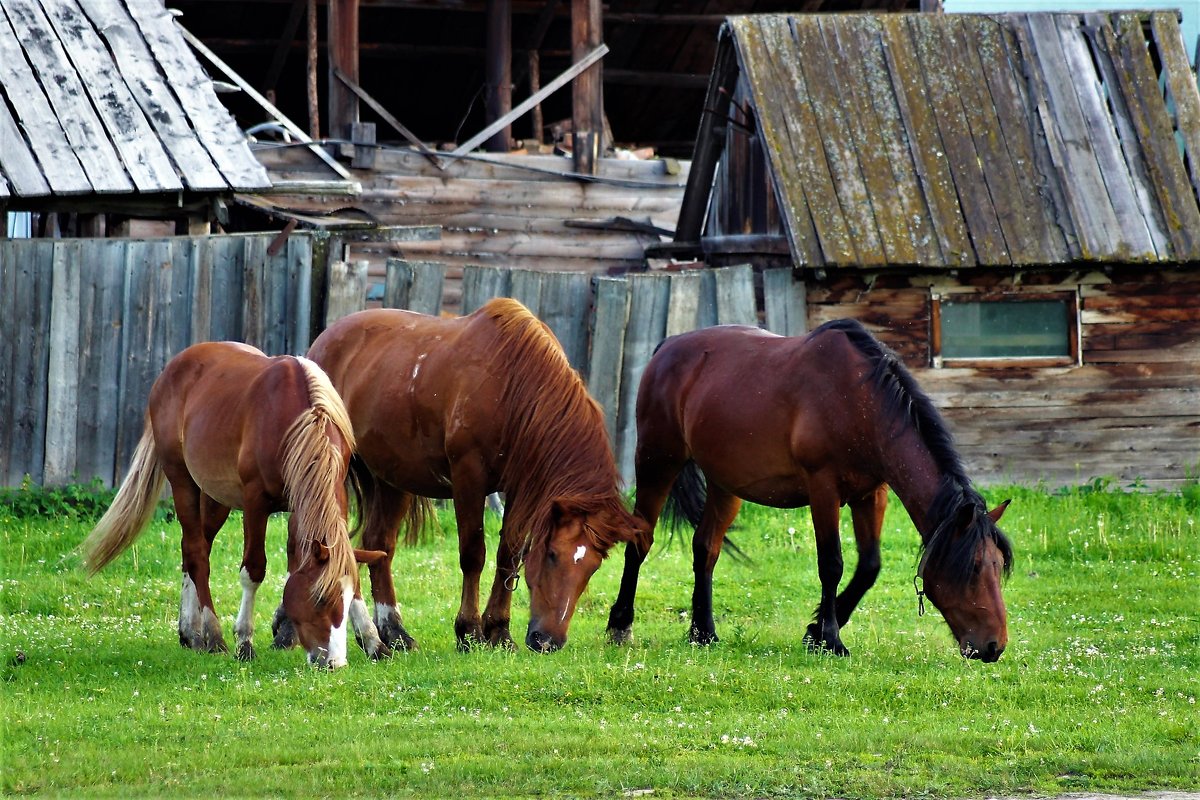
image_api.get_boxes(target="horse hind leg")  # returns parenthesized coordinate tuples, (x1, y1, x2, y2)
(234, 496, 268, 662)
(689, 484, 742, 645)
(172, 479, 229, 654)
(363, 485, 419, 652)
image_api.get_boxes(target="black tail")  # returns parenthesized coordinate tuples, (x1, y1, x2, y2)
(661, 460, 748, 562)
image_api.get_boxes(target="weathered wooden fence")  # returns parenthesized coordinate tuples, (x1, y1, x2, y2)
(334, 259, 807, 481)
(0, 232, 315, 488)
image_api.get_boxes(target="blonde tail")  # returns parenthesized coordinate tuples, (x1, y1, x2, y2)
(82, 418, 166, 574)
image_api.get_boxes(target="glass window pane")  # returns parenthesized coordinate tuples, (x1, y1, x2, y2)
(941, 298, 1069, 358)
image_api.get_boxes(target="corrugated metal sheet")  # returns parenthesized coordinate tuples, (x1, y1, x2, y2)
(0, 0, 270, 201)
(721, 12, 1200, 266)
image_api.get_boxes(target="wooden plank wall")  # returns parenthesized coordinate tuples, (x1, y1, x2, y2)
(253, 147, 688, 311)
(354, 261, 789, 481)
(0, 232, 314, 487)
(807, 266, 1200, 491)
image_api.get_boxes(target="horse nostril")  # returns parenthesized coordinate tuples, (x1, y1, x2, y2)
(526, 629, 560, 654)
(982, 641, 1003, 663)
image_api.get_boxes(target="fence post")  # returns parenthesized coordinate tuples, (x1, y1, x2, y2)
(461, 265, 512, 313)
(666, 271, 702, 337)
(539, 272, 591, 371)
(510, 269, 544, 315)
(763, 267, 807, 336)
(714, 264, 757, 325)
(44, 241, 82, 486)
(615, 272, 670, 482)
(325, 259, 369, 325)
(588, 276, 630, 453)
(385, 258, 445, 315)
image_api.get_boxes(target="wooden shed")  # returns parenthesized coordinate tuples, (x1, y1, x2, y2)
(0, 0, 271, 233)
(668, 11, 1200, 489)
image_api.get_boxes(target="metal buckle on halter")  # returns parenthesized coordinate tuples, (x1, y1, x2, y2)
(504, 572, 521, 592)
(913, 574, 926, 617)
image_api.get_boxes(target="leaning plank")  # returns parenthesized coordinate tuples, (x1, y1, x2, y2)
(125, 0, 270, 189)
(1150, 12, 1200, 208)
(75, 0, 227, 190)
(0, 8, 90, 194)
(1111, 13, 1200, 260)
(587, 276, 630, 453)
(37, 0, 181, 193)
(4, 0, 132, 193)
(44, 241, 83, 485)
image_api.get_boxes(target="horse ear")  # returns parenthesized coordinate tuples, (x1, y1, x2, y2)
(988, 499, 1011, 524)
(954, 503, 976, 536)
(353, 548, 388, 566)
(313, 540, 331, 563)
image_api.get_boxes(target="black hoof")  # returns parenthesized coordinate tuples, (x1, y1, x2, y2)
(235, 641, 256, 662)
(803, 623, 850, 657)
(607, 626, 633, 646)
(378, 618, 417, 653)
(688, 625, 719, 646)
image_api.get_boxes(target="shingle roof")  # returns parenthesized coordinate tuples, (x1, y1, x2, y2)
(0, 0, 270, 201)
(719, 11, 1200, 267)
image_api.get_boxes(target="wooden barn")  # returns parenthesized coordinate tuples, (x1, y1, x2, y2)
(667, 11, 1200, 490)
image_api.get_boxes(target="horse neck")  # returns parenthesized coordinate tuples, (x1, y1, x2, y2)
(877, 427, 947, 542)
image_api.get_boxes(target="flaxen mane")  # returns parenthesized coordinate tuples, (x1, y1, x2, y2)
(480, 298, 630, 555)
(281, 358, 359, 603)
(813, 319, 1014, 585)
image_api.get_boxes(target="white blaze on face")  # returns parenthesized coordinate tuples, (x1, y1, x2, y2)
(573, 545, 587, 564)
(326, 579, 353, 669)
(235, 567, 261, 642)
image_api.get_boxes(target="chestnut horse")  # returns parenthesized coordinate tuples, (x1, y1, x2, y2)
(305, 298, 646, 653)
(606, 319, 1014, 661)
(82, 342, 384, 668)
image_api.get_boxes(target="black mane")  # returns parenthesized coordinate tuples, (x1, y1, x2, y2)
(811, 319, 1014, 583)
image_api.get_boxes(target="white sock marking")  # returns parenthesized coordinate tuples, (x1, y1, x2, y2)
(235, 567, 261, 643)
(180, 574, 201, 639)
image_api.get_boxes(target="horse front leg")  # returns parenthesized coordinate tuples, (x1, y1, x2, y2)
(689, 485, 742, 645)
(449, 458, 489, 651)
(836, 486, 887, 630)
(362, 485, 418, 653)
(606, 473, 672, 645)
(805, 487, 849, 656)
(480, 521, 520, 649)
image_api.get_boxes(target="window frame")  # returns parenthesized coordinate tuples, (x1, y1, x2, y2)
(930, 289, 1081, 368)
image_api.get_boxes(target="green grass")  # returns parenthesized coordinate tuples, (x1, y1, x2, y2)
(2, 485, 1197, 798)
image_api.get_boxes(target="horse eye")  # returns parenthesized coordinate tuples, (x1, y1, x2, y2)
(546, 549, 558, 565)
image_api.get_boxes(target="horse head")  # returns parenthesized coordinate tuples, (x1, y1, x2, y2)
(920, 499, 1012, 662)
(282, 540, 386, 668)
(523, 499, 649, 653)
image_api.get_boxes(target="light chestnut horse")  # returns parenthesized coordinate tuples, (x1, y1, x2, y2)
(607, 319, 1014, 661)
(82, 342, 383, 668)
(305, 298, 647, 653)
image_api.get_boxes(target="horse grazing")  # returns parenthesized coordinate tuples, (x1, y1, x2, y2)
(606, 319, 1014, 662)
(82, 342, 384, 668)
(305, 298, 646, 653)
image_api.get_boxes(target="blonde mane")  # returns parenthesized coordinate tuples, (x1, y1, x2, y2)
(281, 358, 358, 604)
(480, 299, 631, 554)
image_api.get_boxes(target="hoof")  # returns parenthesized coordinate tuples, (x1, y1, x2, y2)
(607, 626, 633, 646)
(454, 620, 485, 653)
(688, 625, 719, 646)
(378, 613, 417, 653)
(355, 632, 393, 661)
(803, 623, 850, 657)
(485, 624, 515, 650)
(235, 640, 256, 662)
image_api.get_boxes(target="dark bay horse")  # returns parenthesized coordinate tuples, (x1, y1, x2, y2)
(305, 298, 646, 653)
(606, 319, 1014, 661)
(82, 342, 384, 668)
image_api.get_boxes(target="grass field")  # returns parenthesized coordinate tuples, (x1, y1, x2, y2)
(2, 483, 1197, 798)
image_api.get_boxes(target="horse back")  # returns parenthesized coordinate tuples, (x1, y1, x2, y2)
(638, 324, 883, 507)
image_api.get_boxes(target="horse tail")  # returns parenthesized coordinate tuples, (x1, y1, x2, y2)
(664, 459, 706, 532)
(82, 418, 166, 575)
(283, 359, 358, 604)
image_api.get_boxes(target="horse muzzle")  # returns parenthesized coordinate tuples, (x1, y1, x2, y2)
(962, 638, 1004, 663)
(525, 628, 565, 654)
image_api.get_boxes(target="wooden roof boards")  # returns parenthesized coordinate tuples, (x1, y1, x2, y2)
(0, 0, 270, 204)
(708, 11, 1200, 268)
